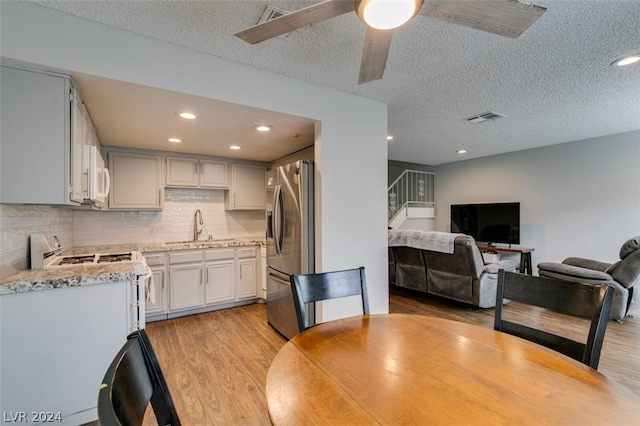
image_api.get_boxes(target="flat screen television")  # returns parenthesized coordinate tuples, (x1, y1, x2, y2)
(451, 202, 520, 246)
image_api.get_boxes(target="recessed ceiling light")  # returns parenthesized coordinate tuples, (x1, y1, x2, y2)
(254, 125, 272, 132)
(168, 138, 182, 143)
(456, 149, 467, 154)
(611, 54, 640, 67)
(387, 135, 394, 141)
(229, 145, 241, 150)
(178, 112, 197, 120)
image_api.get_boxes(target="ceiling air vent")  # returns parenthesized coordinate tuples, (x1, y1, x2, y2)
(465, 111, 506, 124)
(257, 5, 288, 25)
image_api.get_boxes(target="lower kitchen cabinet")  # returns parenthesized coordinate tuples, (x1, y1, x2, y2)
(205, 249, 235, 304)
(144, 252, 168, 321)
(0, 282, 130, 425)
(145, 245, 261, 320)
(168, 251, 205, 312)
(237, 247, 258, 299)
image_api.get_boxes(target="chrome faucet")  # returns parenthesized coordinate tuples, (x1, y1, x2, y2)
(193, 209, 204, 241)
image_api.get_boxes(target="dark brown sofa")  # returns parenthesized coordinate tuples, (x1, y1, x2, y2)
(389, 229, 518, 308)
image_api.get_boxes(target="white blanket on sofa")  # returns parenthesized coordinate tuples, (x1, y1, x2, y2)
(388, 230, 461, 254)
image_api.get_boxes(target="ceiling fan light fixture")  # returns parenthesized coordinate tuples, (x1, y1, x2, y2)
(357, 0, 423, 30)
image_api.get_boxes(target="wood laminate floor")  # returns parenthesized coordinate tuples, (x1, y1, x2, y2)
(144, 288, 640, 425)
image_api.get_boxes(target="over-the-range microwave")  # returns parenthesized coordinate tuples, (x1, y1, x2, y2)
(82, 145, 110, 207)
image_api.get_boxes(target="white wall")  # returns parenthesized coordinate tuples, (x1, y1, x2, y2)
(0, 3, 389, 315)
(434, 131, 640, 266)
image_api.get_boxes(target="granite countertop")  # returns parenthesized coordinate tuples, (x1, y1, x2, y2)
(0, 237, 265, 295)
(0, 263, 137, 295)
(74, 237, 265, 255)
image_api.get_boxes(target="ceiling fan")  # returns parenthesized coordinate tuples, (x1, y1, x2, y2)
(235, 0, 546, 84)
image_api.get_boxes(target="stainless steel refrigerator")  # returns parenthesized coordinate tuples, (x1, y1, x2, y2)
(265, 160, 314, 339)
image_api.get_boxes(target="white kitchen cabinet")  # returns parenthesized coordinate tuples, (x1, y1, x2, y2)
(165, 156, 198, 186)
(0, 282, 130, 425)
(200, 159, 228, 188)
(0, 64, 84, 205)
(165, 156, 228, 188)
(204, 249, 235, 304)
(226, 163, 267, 210)
(144, 252, 168, 320)
(148, 245, 261, 320)
(237, 247, 258, 299)
(168, 251, 204, 311)
(71, 95, 85, 203)
(107, 150, 164, 210)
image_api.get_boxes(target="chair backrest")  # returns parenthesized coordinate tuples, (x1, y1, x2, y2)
(290, 267, 370, 332)
(98, 329, 181, 426)
(494, 269, 614, 369)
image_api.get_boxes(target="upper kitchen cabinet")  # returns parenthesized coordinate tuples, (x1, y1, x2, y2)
(0, 64, 84, 205)
(107, 149, 164, 210)
(166, 156, 228, 188)
(226, 163, 267, 210)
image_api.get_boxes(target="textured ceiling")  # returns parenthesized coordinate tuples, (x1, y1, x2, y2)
(32, 0, 640, 165)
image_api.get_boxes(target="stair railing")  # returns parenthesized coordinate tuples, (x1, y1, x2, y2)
(388, 170, 436, 223)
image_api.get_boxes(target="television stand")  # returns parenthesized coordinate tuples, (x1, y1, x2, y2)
(476, 244, 535, 275)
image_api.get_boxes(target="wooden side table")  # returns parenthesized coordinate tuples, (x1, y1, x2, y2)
(477, 244, 535, 275)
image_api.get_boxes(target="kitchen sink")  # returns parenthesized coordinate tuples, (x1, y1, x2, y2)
(163, 238, 239, 245)
(164, 240, 198, 245)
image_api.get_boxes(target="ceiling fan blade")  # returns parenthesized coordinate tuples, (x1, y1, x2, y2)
(420, 0, 546, 39)
(235, 0, 358, 44)
(359, 28, 394, 84)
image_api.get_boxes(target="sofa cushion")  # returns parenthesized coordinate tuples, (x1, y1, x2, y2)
(537, 262, 611, 281)
(619, 236, 640, 259)
(610, 249, 640, 289)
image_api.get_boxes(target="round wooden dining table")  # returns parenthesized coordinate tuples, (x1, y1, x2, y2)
(266, 314, 640, 425)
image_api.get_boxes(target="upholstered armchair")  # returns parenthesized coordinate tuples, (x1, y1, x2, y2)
(537, 237, 640, 321)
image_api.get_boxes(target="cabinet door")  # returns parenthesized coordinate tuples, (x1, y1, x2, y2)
(237, 246, 258, 300)
(146, 266, 166, 315)
(108, 151, 163, 209)
(228, 163, 266, 210)
(237, 258, 258, 299)
(169, 263, 204, 311)
(205, 260, 235, 304)
(0, 282, 128, 426)
(0, 66, 77, 205)
(166, 156, 198, 187)
(200, 160, 228, 188)
(71, 93, 85, 203)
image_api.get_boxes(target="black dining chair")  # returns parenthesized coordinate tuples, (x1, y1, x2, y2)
(98, 329, 181, 426)
(290, 266, 370, 333)
(494, 269, 614, 369)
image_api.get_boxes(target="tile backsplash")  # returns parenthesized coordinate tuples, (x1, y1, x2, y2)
(0, 204, 73, 279)
(0, 188, 265, 280)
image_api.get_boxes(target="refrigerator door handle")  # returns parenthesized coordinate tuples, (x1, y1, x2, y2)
(273, 185, 285, 254)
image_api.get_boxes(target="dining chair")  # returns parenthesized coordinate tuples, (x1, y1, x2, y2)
(290, 266, 370, 332)
(98, 329, 181, 426)
(494, 269, 614, 369)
